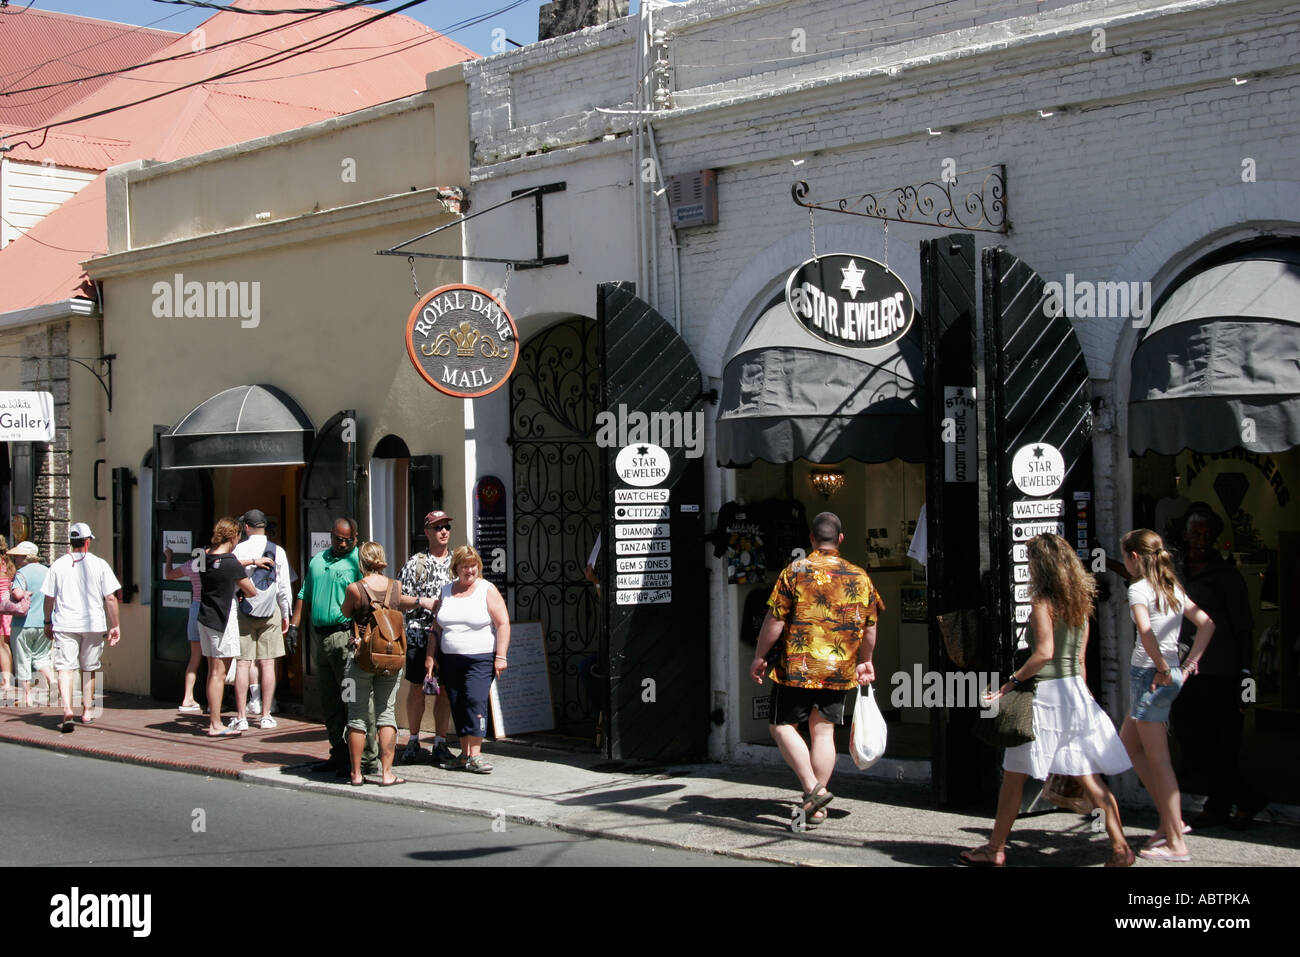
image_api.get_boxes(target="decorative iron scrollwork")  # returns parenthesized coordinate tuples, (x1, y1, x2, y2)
(792, 164, 1007, 233)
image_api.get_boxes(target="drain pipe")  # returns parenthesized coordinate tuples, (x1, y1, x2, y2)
(645, 122, 682, 331)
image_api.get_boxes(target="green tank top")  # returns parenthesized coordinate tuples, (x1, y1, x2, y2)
(1035, 618, 1084, 680)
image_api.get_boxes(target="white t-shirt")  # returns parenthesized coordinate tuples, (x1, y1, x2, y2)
(41, 551, 122, 633)
(436, 579, 494, 656)
(1127, 578, 1185, 670)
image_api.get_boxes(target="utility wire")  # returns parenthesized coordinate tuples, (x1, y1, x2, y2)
(1, 7, 333, 96)
(148, 0, 397, 14)
(0, 0, 428, 145)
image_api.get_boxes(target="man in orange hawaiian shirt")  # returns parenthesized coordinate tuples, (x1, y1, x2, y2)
(751, 511, 877, 829)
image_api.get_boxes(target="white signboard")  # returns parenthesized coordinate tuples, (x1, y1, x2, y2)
(616, 556, 672, 573)
(616, 588, 673, 605)
(488, 622, 555, 738)
(615, 538, 671, 555)
(1011, 442, 1065, 497)
(616, 572, 672, 589)
(1013, 564, 1030, 583)
(1014, 584, 1031, 603)
(1012, 520, 1065, 542)
(614, 443, 670, 487)
(614, 504, 670, 522)
(1012, 499, 1064, 519)
(614, 488, 669, 504)
(162, 530, 192, 556)
(310, 532, 332, 556)
(1013, 543, 1028, 563)
(1015, 604, 1033, 624)
(614, 523, 671, 540)
(0, 391, 55, 442)
(161, 590, 192, 610)
(943, 386, 977, 484)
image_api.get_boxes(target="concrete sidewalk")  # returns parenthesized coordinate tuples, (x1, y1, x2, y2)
(3, 692, 1297, 867)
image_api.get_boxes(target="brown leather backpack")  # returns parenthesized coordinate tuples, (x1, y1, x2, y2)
(351, 578, 407, 676)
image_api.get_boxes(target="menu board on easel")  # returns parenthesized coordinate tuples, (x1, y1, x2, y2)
(488, 621, 554, 737)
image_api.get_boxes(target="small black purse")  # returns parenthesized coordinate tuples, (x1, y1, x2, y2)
(971, 648, 1036, 748)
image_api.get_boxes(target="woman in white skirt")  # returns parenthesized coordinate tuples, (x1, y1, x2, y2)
(960, 534, 1134, 867)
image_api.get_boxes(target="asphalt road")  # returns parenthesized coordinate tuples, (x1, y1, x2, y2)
(0, 741, 764, 867)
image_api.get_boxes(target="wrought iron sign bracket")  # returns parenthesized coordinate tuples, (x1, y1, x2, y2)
(791, 164, 1007, 234)
(690, 388, 719, 409)
(0, 353, 115, 411)
(377, 182, 570, 269)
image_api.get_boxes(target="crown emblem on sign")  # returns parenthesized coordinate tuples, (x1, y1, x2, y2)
(449, 321, 479, 357)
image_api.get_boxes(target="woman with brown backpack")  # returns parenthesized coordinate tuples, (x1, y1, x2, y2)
(339, 541, 436, 786)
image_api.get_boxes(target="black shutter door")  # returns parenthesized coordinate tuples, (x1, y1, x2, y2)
(921, 233, 996, 805)
(149, 426, 213, 701)
(299, 410, 357, 692)
(982, 248, 1098, 693)
(597, 282, 709, 761)
(407, 454, 441, 558)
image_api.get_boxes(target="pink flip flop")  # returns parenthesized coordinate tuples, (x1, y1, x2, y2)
(1139, 845, 1191, 862)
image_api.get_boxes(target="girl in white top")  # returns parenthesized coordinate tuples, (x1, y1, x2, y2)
(1119, 528, 1215, 862)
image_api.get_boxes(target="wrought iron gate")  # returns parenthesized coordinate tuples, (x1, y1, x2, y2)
(510, 317, 602, 736)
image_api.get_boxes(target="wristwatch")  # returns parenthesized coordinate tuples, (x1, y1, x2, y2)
(1008, 673, 1022, 688)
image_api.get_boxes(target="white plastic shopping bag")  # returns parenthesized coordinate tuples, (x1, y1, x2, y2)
(850, 684, 887, 770)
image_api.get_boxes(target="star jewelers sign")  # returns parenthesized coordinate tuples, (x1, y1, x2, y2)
(405, 283, 519, 399)
(786, 253, 916, 349)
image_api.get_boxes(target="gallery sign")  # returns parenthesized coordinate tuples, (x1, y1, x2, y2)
(405, 284, 518, 399)
(785, 254, 915, 350)
(0, 392, 54, 442)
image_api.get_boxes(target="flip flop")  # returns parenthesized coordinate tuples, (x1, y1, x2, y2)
(379, 777, 407, 787)
(178, 704, 202, 713)
(59, 719, 75, 733)
(1139, 845, 1191, 862)
(958, 845, 1006, 867)
(349, 778, 366, 787)
(206, 727, 242, 737)
(1145, 824, 1192, 849)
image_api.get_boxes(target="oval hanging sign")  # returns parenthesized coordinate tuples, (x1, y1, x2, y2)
(615, 443, 670, 487)
(405, 283, 519, 399)
(785, 253, 916, 350)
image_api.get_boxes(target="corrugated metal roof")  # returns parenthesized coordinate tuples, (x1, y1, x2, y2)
(0, 123, 130, 171)
(0, 0, 478, 314)
(0, 8, 179, 129)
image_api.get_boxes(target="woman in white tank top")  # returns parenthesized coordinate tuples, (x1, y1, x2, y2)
(430, 545, 510, 773)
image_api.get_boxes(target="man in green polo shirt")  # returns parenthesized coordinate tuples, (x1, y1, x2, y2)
(289, 518, 374, 774)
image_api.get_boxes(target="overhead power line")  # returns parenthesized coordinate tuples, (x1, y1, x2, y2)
(148, 0, 397, 14)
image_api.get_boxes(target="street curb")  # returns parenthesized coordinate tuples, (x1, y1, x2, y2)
(0, 728, 244, 779)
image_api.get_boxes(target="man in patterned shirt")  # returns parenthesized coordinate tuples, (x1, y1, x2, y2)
(751, 511, 877, 829)
(398, 510, 456, 766)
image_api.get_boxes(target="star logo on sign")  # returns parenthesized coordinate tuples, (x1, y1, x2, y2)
(1032, 446, 1044, 458)
(840, 259, 866, 300)
(636, 446, 649, 455)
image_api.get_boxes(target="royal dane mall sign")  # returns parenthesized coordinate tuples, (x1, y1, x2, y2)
(786, 254, 915, 350)
(405, 284, 519, 399)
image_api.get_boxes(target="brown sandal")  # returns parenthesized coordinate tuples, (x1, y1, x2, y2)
(958, 844, 1006, 867)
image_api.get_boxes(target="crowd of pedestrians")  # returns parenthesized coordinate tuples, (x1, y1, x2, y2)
(0, 505, 1272, 855)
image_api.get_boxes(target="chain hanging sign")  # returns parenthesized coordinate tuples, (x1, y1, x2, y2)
(405, 284, 519, 399)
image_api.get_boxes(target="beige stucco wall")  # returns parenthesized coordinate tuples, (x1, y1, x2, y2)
(89, 71, 472, 698)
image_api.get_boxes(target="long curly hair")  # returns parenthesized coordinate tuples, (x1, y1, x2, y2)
(1026, 533, 1095, 628)
(1121, 528, 1182, 614)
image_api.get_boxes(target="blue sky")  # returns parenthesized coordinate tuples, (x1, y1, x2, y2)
(20, 1, 670, 58)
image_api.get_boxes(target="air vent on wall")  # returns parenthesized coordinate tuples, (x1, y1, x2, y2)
(666, 169, 718, 228)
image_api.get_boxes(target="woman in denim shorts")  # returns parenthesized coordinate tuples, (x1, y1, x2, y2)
(1119, 529, 1215, 862)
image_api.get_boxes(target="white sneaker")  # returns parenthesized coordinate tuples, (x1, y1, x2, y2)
(228, 716, 249, 732)
(247, 686, 262, 715)
(259, 716, 278, 729)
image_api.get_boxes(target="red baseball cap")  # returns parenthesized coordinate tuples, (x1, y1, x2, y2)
(424, 511, 453, 526)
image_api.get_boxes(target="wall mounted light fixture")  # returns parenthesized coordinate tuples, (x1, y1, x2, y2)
(810, 469, 845, 499)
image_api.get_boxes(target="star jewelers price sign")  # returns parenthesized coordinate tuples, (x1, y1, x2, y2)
(786, 253, 916, 349)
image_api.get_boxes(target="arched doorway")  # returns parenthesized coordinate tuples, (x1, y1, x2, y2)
(509, 317, 601, 738)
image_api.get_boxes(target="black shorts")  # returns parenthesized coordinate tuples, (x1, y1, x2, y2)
(405, 636, 433, 685)
(769, 683, 850, 726)
(438, 652, 494, 738)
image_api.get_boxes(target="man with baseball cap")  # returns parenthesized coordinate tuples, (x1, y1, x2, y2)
(229, 509, 294, 731)
(397, 510, 457, 766)
(40, 524, 122, 732)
